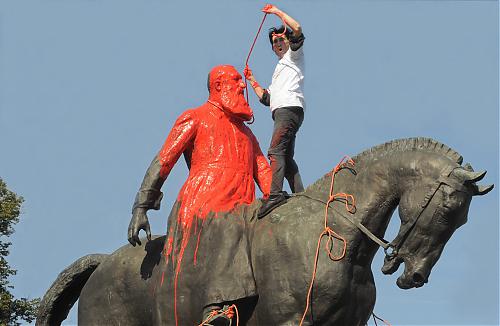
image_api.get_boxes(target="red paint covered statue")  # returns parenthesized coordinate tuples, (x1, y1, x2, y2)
(128, 65, 271, 325)
(157, 66, 271, 230)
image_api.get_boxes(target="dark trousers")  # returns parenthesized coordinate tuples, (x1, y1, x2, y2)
(268, 106, 304, 195)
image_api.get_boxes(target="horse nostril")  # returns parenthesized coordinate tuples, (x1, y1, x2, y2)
(413, 272, 425, 284)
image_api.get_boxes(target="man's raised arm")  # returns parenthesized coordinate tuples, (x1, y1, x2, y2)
(262, 4, 302, 36)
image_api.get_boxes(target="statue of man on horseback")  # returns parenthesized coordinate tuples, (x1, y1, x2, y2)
(37, 136, 494, 326)
(127, 64, 272, 325)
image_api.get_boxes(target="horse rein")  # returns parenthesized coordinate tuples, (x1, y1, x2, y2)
(294, 165, 471, 261)
(292, 193, 392, 251)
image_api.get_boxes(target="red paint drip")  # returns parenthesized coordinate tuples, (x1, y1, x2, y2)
(173, 226, 191, 326)
(165, 236, 174, 259)
(162, 236, 174, 288)
(193, 218, 206, 266)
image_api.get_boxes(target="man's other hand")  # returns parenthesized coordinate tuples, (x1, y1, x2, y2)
(243, 65, 253, 80)
(262, 4, 280, 15)
(128, 208, 152, 246)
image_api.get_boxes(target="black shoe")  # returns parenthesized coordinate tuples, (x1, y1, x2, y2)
(258, 192, 288, 219)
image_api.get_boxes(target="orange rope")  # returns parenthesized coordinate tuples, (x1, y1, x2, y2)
(225, 304, 239, 321)
(198, 304, 239, 326)
(243, 8, 289, 115)
(244, 12, 268, 104)
(299, 156, 355, 325)
(372, 312, 392, 326)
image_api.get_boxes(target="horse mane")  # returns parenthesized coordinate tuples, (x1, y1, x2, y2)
(352, 137, 463, 164)
(307, 137, 463, 191)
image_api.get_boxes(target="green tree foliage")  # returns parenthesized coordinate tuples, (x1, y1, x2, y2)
(0, 179, 39, 325)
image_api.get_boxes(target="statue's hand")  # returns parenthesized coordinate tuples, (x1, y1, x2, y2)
(128, 208, 152, 246)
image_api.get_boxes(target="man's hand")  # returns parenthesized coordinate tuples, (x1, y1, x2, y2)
(262, 4, 281, 16)
(243, 65, 253, 80)
(262, 4, 301, 36)
(244, 65, 261, 90)
(128, 208, 152, 246)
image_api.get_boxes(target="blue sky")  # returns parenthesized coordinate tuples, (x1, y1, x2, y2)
(1, 1, 498, 325)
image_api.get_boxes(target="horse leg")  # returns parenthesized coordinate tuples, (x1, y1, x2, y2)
(350, 268, 376, 325)
(315, 265, 376, 325)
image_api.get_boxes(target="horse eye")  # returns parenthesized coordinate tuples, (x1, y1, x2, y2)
(431, 199, 452, 222)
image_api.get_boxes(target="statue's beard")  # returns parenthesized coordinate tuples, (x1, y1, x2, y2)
(220, 90, 253, 121)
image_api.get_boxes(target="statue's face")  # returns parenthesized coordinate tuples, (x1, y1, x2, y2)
(218, 67, 253, 121)
(220, 68, 245, 99)
(272, 35, 289, 59)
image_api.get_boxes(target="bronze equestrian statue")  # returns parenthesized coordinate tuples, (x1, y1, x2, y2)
(36, 138, 493, 325)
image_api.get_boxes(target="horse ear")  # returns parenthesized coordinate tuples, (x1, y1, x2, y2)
(463, 163, 474, 172)
(453, 169, 487, 183)
(472, 184, 494, 196)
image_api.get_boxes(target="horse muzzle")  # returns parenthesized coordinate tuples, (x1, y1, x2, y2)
(396, 260, 430, 289)
(382, 254, 431, 289)
(396, 271, 429, 289)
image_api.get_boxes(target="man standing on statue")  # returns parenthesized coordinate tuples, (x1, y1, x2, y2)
(245, 4, 306, 218)
(128, 65, 271, 325)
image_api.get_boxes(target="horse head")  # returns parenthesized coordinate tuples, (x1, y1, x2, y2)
(381, 163, 493, 289)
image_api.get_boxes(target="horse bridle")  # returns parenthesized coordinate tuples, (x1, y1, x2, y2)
(380, 165, 471, 261)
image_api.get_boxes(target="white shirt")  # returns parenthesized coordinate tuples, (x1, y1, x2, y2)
(268, 46, 305, 112)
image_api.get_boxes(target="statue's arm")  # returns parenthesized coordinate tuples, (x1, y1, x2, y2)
(128, 110, 198, 246)
(251, 133, 272, 198)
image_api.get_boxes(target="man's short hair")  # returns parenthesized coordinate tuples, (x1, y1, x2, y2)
(268, 25, 292, 46)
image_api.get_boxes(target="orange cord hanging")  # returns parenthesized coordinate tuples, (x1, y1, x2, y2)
(243, 6, 289, 122)
(198, 304, 240, 326)
(244, 12, 268, 105)
(372, 312, 392, 326)
(299, 156, 355, 326)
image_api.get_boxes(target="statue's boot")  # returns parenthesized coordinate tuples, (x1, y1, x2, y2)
(200, 304, 232, 326)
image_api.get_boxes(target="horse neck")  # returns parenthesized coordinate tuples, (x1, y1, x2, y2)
(304, 151, 448, 249)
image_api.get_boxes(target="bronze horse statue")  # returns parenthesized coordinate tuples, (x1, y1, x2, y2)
(37, 138, 493, 325)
